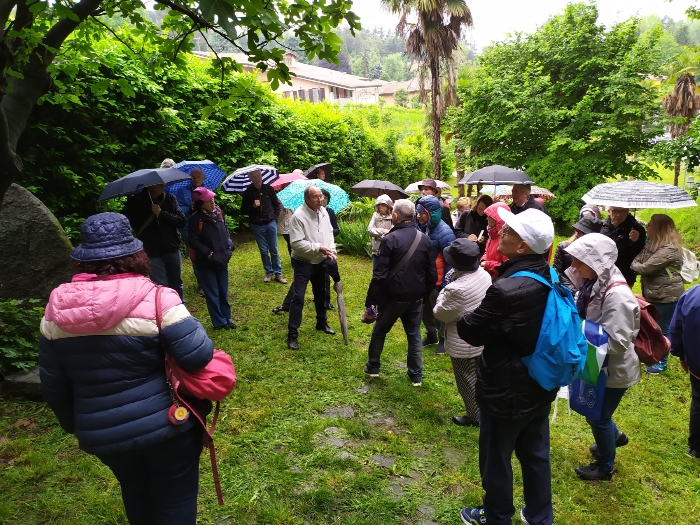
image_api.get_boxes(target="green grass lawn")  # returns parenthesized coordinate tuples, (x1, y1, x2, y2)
(1, 242, 699, 524)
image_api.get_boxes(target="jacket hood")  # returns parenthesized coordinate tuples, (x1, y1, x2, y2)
(44, 274, 156, 334)
(564, 233, 618, 279)
(484, 202, 510, 233)
(374, 194, 394, 212)
(417, 195, 443, 229)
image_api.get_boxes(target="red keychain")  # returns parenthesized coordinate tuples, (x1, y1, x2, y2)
(169, 403, 190, 425)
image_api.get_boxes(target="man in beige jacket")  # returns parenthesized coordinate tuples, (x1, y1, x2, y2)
(286, 185, 337, 350)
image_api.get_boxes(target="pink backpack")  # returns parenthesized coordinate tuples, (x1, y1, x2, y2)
(155, 287, 236, 505)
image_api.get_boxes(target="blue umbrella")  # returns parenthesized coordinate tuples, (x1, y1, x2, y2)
(98, 168, 190, 200)
(276, 180, 350, 212)
(165, 160, 228, 194)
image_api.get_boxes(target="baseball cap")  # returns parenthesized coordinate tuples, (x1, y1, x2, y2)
(497, 207, 554, 255)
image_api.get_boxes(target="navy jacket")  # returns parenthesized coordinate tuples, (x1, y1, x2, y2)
(188, 210, 234, 270)
(39, 275, 214, 456)
(670, 285, 700, 378)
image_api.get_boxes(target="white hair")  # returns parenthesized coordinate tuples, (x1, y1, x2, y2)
(160, 158, 176, 169)
(393, 199, 415, 220)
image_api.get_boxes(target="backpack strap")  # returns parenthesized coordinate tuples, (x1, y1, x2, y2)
(600, 281, 629, 309)
(509, 270, 553, 289)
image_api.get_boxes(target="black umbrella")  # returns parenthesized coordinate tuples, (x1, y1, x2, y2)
(99, 168, 190, 200)
(459, 165, 534, 185)
(305, 163, 332, 181)
(350, 180, 408, 201)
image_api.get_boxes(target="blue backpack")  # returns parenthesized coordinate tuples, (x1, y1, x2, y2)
(510, 266, 587, 391)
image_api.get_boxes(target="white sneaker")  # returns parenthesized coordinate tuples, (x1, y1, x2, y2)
(411, 381, 422, 387)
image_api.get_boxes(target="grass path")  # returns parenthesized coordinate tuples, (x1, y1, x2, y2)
(1, 242, 699, 524)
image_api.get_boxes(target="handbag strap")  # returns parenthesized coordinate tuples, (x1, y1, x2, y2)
(388, 229, 422, 280)
(136, 213, 156, 239)
(155, 285, 224, 505)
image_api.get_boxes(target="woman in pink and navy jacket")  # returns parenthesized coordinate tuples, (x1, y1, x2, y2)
(39, 212, 213, 525)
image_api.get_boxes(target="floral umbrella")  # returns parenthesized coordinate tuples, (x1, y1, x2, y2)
(493, 186, 556, 202)
(276, 179, 351, 212)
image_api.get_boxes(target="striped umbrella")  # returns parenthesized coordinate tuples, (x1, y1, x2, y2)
(581, 181, 697, 209)
(165, 160, 227, 194)
(221, 165, 279, 194)
(276, 179, 350, 212)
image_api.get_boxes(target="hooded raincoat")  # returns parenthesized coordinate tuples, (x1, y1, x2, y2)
(565, 234, 641, 389)
(481, 202, 510, 278)
(367, 194, 394, 255)
(416, 195, 456, 287)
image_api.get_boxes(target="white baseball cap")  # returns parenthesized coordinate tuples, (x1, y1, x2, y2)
(497, 207, 554, 255)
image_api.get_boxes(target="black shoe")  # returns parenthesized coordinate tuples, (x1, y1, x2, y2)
(436, 338, 446, 354)
(575, 462, 613, 481)
(686, 447, 700, 458)
(272, 305, 289, 314)
(227, 322, 237, 329)
(452, 415, 479, 427)
(316, 323, 335, 335)
(197, 288, 205, 297)
(287, 338, 299, 350)
(214, 324, 234, 330)
(422, 332, 438, 346)
(325, 303, 335, 310)
(589, 431, 628, 456)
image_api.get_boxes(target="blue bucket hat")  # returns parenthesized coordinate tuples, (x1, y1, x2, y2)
(71, 212, 143, 263)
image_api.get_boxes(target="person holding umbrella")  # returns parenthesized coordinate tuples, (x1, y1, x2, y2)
(454, 194, 493, 256)
(510, 184, 546, 214)
(241, 169, 286, 284)
(188, 187, 235, 330)
(122, 183, 186, 302)
(321, 188, 340, 310)
(599, 207, 646, 286)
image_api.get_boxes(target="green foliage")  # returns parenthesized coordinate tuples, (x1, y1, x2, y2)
(18, 37, 430, 229)
(335, 220, 372, 257)
(0, 300, 44, 376)
(449, 3, 664, 223)
(337, 197, 376, 222)
(394, 88, 409, 107)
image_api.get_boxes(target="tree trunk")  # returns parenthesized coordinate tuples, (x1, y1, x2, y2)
(674, 160, 681, 187)
(430, 58, 441, 180)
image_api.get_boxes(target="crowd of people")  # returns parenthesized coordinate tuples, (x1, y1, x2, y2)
(36, 166, 700, 525)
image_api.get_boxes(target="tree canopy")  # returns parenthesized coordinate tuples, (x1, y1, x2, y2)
(448, 3, 663, 222)
(0, 0, 361, 202)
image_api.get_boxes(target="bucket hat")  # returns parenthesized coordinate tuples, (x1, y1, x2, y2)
(71, 212, 143, 262)
(443, 238, 481, 272)
(193, 187, 216, 202)
(572, 216, 602, 235)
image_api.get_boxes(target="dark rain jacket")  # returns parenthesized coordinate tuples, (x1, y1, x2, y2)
(457, 254, 557, 419)
(122, 191, 186, 256)
(600, 214, 647, 286)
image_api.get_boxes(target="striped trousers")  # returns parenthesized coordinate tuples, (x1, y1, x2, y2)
(450, 355, 480, 421)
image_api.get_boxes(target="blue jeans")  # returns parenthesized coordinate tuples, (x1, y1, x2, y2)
(97, 424, 202, 525)
(366, 298, 423, 382)
(250, 221, 282, 276)
(195, 262, 231, 328)
(586, 386, 628, 471)
(149, 250, 184, 302)
(479, 403, 553, 525)
(652, 301, 677, 367)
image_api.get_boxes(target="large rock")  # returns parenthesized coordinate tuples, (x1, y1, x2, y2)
(0, 184, 73, 301)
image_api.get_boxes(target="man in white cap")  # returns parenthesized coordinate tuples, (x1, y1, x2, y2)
(456, 208, 556, 525)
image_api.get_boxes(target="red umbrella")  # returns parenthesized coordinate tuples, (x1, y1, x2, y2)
(271, 171, 307, 190)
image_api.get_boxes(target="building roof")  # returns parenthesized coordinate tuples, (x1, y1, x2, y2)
(378, 77, 422, 96)
(192, 51, 385, 90)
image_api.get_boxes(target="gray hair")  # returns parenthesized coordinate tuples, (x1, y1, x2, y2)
(304, 185, 322, 200)
(160, 158, 176, 169)
(514, 183, 532, 194)
(393, 199, 415, 220)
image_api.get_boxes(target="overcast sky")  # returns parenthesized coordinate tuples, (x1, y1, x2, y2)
(348, 0, 695, 51)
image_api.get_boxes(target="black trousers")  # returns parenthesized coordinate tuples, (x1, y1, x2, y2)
(479, 403, 553, 525)
(288, 258, 327, 339)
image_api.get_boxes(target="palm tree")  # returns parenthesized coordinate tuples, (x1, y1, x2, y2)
(662, 71, 700, 186)
(383, 0, 472, 180)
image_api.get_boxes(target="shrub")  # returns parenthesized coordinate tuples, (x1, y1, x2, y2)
(0, 300, 44, 376)
(336, 220, 372, 258)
